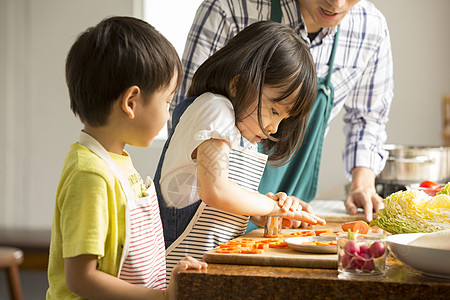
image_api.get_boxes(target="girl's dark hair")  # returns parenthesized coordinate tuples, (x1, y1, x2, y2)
(66, 16, 182, 126)
(187, 21, 317, 166)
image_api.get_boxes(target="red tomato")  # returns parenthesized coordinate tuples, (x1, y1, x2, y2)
(419, 180, 441, 189)
(419, 181, 442, 196)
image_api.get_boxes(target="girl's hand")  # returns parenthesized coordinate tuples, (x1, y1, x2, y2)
(167, 256, 207, 300)
(266, 192, 301, 213)
(267, 193, 319, 228)
(268, 199, 326, 226)
(284, 196, 315, 229)
(282, 210, 326, 226)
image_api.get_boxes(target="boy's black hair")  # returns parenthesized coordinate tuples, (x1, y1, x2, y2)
(187, 21, 317, 165)
(66, 16, 182, 126)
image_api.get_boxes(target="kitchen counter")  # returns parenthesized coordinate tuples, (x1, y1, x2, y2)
(177, 217, 450, 300)
(178, 256, 450, 299)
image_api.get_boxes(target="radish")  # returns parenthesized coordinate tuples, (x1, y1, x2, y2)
(341, 253, 355, 270)
(359, 244, 372, 259)
(344, 240, 360, 256)
(369, 241, 386, 258)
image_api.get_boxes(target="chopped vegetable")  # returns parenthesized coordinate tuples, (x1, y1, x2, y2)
(370, 186, 450, 234)
(240, 248, 265, 254)
(318, 232, 337, 237)
(290, 229, 335, 237)
(315, 241, 336, 246)
(268, 241, 289, 248)
(263, 234, 282, 238)
(341, 221, 369, 234)
(315, 229, 334, 236)
(215, 237, 288, 254)
(369, 241, 386, 258)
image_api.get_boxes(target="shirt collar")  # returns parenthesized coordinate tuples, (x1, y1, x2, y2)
(293, 1, 338, 44)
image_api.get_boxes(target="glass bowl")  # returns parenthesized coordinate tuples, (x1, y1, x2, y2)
(337, 233, 387, 276)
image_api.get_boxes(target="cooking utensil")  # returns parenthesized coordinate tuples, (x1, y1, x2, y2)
(377, 145, 450, 184)
(264, 216, 282, 236)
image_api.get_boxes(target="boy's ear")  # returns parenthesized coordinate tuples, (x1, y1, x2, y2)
(121, 86, 140, 119)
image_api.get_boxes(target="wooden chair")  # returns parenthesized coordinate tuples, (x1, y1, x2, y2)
(0, 247, 24, 300)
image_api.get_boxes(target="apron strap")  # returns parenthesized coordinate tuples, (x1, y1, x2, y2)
(78, 131, 135, 202)
(326, 26, 340, 85)
(154, 97, 202, 248)
(259, 12, 341, 202)
(270, 0, 282, 23)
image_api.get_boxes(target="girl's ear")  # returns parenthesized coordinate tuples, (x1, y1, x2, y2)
(229, 74, 240, 98)
(121, 86, 140, 119)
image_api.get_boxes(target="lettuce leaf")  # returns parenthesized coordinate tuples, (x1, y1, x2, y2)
(370, 186, 450, 234)
(437, 182, 450, 196)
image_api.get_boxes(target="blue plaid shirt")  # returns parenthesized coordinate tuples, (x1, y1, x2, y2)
(172, 0, 394, 179)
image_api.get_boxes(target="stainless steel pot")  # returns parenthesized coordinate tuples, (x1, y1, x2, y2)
(377, 144, 450, 184)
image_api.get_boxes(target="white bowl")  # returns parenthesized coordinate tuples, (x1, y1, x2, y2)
(387, 233, 450, 279)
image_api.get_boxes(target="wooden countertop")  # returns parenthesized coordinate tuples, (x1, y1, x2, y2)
(177, 223, 450, 300)
(178, 256, 450, 299)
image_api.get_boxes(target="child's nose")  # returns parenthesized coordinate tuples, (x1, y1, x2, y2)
(266, 121, 279, 135)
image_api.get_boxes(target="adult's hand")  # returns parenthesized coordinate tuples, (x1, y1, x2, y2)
(344, 167, 384, 222)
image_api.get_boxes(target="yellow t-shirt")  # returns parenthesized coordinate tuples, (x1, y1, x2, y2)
(46, 143, 147, 299)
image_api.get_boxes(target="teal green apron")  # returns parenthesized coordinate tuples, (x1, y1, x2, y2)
(246, 1, 339, 232)
(258, 1, 340, 202)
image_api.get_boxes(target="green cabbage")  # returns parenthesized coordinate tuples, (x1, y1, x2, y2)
(437, 182, 450, 196)
(370, 184, 450, 234)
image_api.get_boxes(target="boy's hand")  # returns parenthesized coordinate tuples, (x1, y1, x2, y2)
(167, 256, 207, 300)
(175, 256, 208, 272)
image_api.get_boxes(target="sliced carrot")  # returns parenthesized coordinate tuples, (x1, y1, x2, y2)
(315, 229, 334, 236)
(234, 238, 255, 242)
(316, 241, 332, 246)
(268, 241, 289, 249)
(253, 243, 269, 250)
(319, 232, 337, 237)
(290, 230, 315, 236)
(259, 238, 281, 243)
(341, 221, 369, 234)
(216, 247, 241, 253)
(235, 242, 255, 247)
(264, 234, 282, 238)
(241, 248, 265, 254)
(301, 241, 316, 245)
(220, 243, 241, 248)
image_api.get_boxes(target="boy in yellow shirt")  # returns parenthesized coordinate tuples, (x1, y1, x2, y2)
(47, 16, 206, 300)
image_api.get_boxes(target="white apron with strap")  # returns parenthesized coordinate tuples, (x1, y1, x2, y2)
(78, 131, 166, 289)
(164, 144, 268, 283)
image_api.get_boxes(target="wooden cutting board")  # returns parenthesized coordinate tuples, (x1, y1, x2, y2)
(203, 228, 338, 269)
